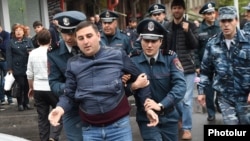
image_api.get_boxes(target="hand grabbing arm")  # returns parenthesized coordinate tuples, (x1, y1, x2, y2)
(145, 109, 159, 127)
(131, 73, 149, 91)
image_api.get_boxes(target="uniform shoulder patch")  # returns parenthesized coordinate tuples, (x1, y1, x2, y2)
(47, 45, 59, 52)
(120, 30, 129, 36)
(173, 58, 184, 72)
(161, 49, 176, 56)
(208, 33, 218, 42)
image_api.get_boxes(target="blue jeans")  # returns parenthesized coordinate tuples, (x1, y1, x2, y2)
(62, 106, 83, 141)
(204, 83, 216, 117)
(82, 115, 132, 141)
(176, 73, 195, 130)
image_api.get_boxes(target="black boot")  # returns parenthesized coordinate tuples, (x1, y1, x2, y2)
(24, 104, 33, 110)
(18, 105, 24, 111)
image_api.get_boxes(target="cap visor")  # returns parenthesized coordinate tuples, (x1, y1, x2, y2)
(204, 9, 215, 13)
(141, 35, 161, 40)
(243, 7, 250, 10)
(151, 10, 164, 14)
(101, 18, 114, 23)
(219, 14, 235, 20)
(60, 28, 74, 34)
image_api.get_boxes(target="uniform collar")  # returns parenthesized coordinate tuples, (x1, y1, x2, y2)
(214, 28, 249, 45)
(136, 50, 165, 65)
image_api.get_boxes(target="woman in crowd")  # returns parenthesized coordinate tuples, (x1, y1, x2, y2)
(6, 24, 34, 111)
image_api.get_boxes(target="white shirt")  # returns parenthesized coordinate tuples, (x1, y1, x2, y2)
(26, 46, 51, 91)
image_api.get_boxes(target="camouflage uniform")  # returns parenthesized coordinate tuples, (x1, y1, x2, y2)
(198, 28, 250, 124)
(243, 22, 250, 33)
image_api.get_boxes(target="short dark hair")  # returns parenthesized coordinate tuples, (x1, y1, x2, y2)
(75, 21, 99, 35)
(36, 29, 51, 45)
(33, 21, 43, 28)
(171, 0, 186, 9)
(129, 17, 137, 23)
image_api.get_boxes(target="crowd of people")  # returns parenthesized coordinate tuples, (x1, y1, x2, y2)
(1, 0, 250, 141)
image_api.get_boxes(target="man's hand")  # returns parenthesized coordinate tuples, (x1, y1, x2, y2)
(182, 21, 189, 32)
(197, 94, 206, 107)
(48, 106, 64, 126)
(122, 74, 131, 86)
(146, 109, 159, 127)
(28, 88, 34, 97)
(131, 73, 149, 90)
(144, 98, 161, 112)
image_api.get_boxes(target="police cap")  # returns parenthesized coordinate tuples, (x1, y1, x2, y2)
(137, 18, 166, 40)
(148, 4, 166, 15)
(242, 3, 250, 11)
(199, 2, 215, 14)
(100, 10, 119, 23)
(218, 6, 237, 20)
(53, 11, 86, 33)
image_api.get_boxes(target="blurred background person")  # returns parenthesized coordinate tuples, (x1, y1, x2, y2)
(31, 21, 45, 48)
(94, 14, 102, 31)
(196, 2, 221, 122)
(25, 25, 32, 38)
(0, 25, 14, 106)
(49, 8, 63, 49)
(27, 28, 62, 141)
(242, 3, 250, 32)
(89, 16, 95, 24)
(125, 17, 138, 47)
(6, 24, 34, 111)
(99, 10, 132, 55)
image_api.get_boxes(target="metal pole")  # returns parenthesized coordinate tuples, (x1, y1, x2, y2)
(156, 0, 161, 4)
(234, 0, 239, 28)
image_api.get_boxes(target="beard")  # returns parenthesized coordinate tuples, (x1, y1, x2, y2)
(173, 12, 184, 20)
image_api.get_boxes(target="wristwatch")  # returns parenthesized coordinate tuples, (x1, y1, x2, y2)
(158, 103, 164, 111)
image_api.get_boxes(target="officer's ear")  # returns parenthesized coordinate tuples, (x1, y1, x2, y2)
(159, 38, 163, 44)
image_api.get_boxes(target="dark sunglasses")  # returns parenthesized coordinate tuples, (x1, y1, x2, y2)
(152, 13, 161, 17)
(221, 19, 233, 23)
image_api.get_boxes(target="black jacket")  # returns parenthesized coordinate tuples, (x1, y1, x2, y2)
(165, 19, 199, 74)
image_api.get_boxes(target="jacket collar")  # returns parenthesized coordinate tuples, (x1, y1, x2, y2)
(214, 28, 249, 45)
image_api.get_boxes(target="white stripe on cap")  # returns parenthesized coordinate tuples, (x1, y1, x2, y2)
(58, 25, 77, 29)
(140, 33, 163, 38)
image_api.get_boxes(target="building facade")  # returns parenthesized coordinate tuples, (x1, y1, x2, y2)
(0, 0, 210, 35)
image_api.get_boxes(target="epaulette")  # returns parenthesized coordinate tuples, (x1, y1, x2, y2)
(208, 33, 218, 42)
(161, 49, 176, 56)
(129, 50, 142, 57)
(47, 45, 59, 52)
(120, 30, 128, 36)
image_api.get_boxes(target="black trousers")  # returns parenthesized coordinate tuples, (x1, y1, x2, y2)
(14, 75, 29, 106)
(34, 90, 63, 141)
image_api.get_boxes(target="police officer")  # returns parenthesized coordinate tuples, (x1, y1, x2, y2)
(130, 19, 186, 141)
(47, 11, 86, 141)
(130, 4, 168, 56)
(197, 6, 250, 125)
(99, 10, 132, 54)
(125, 17, 138, 46)
(147, 3, 168, 28)
(242, 3, 250, 32)
(196, 2, 221, 121)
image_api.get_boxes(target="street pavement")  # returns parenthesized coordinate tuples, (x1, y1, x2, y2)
(0, 96, 223, 141)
